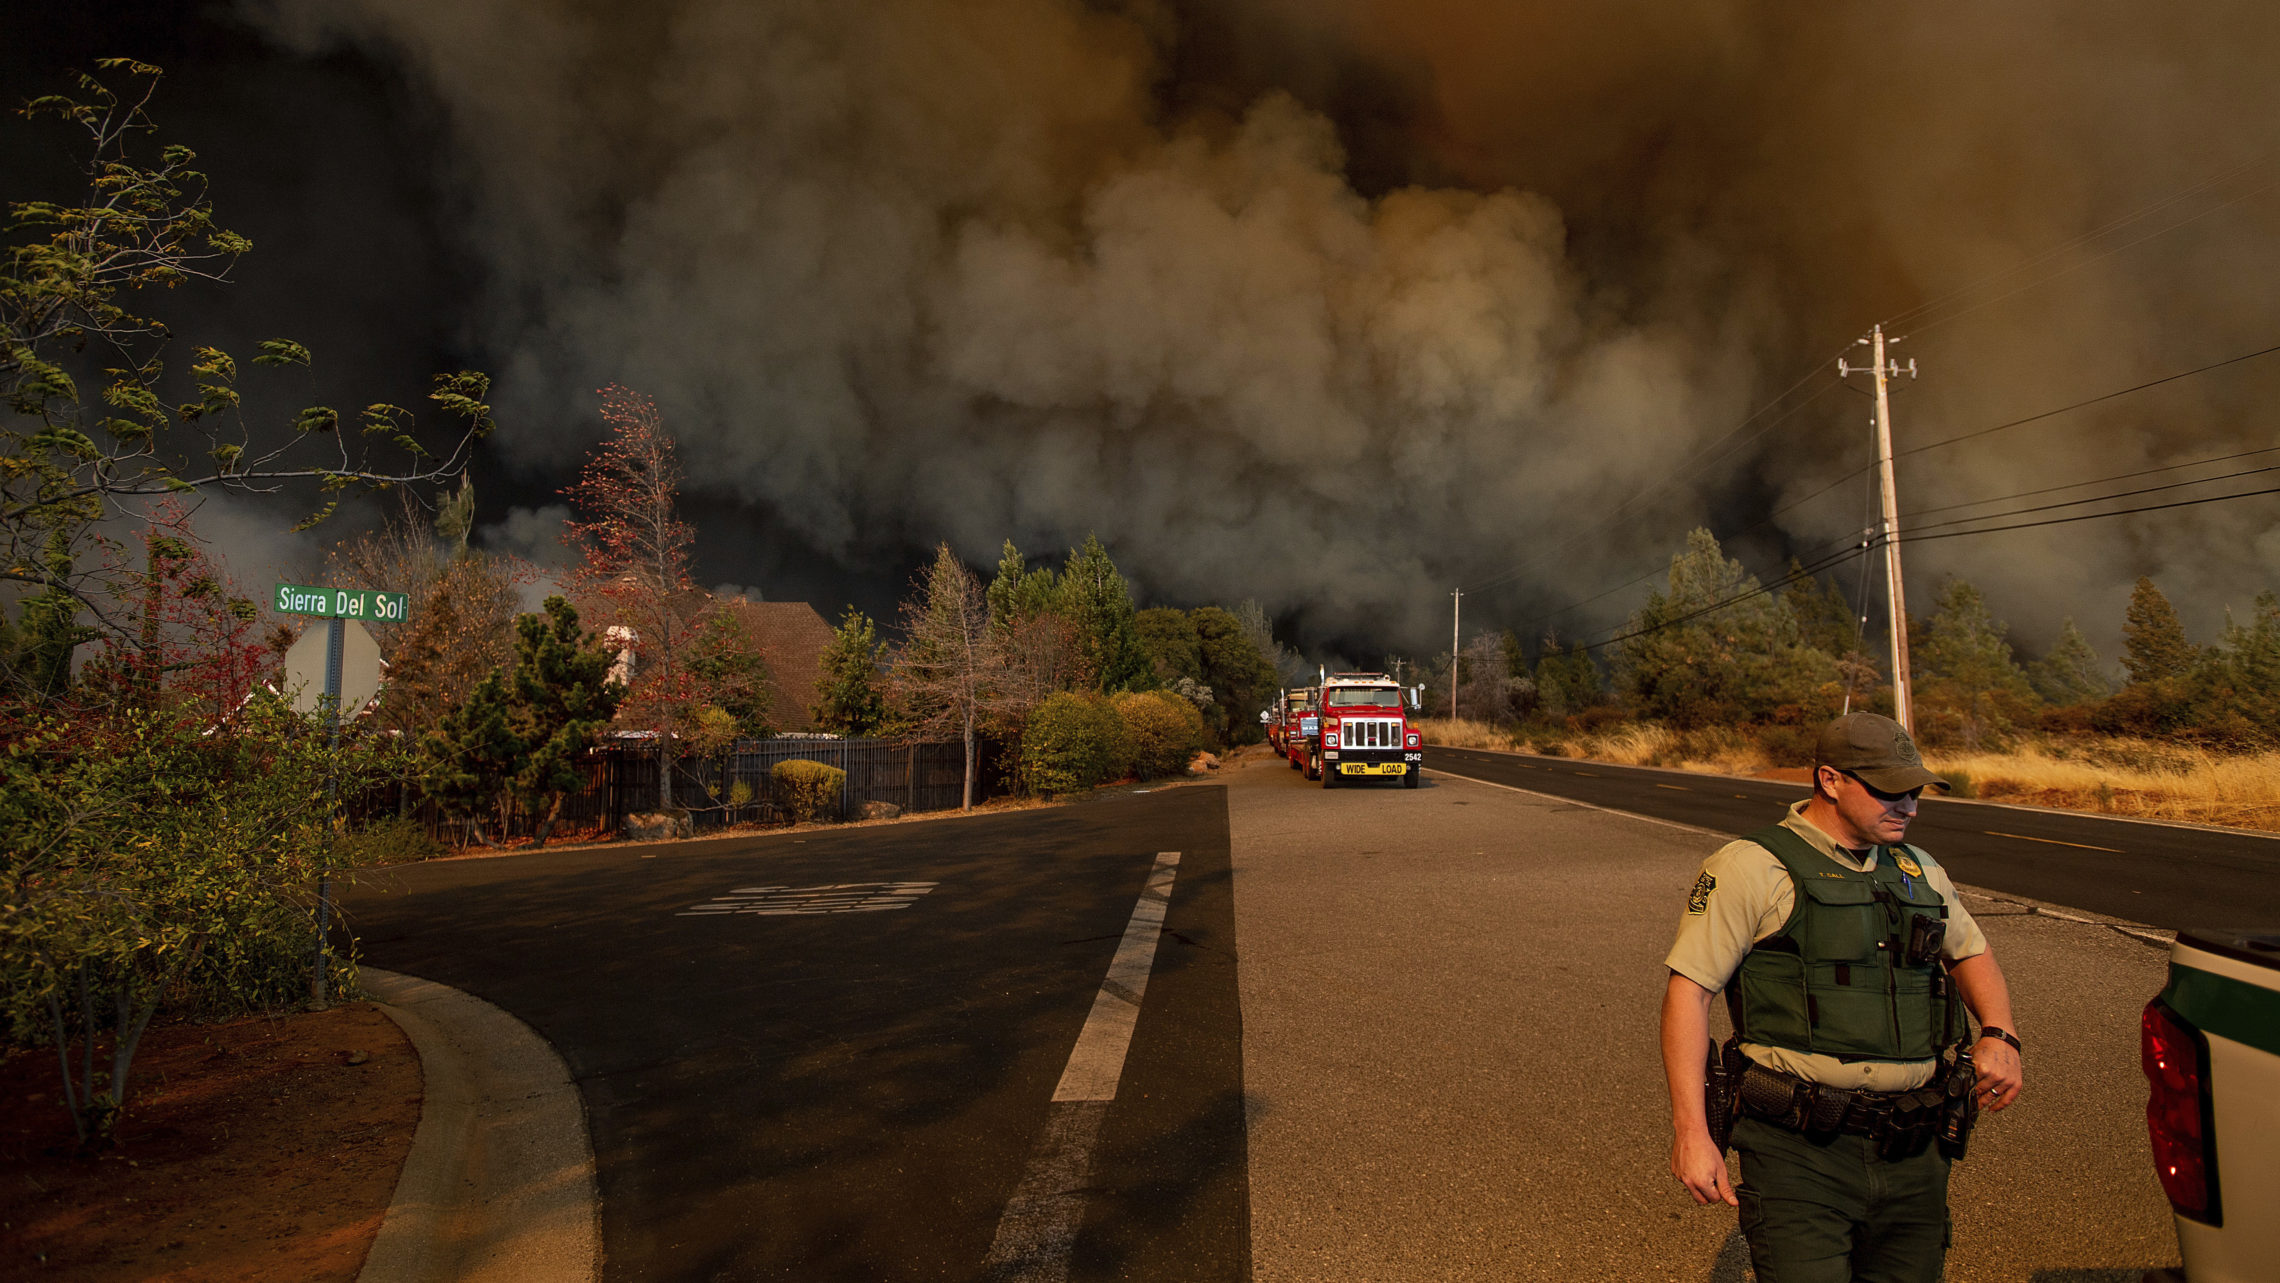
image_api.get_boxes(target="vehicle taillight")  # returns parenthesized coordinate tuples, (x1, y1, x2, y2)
(2142, 998, 2221, 1224)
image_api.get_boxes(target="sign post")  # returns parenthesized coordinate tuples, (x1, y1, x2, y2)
(276, 584, 406, 1006)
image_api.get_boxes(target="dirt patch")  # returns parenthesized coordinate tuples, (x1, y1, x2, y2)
(0, 1002, 420, 1281)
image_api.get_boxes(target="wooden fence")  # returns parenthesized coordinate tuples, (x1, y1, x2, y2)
(364, 738, 971, 845)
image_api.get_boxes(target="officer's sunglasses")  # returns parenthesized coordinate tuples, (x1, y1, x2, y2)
(1839, 770, 1924, 804)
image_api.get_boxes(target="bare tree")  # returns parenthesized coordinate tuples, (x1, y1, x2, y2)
(892, 544, 992, 810)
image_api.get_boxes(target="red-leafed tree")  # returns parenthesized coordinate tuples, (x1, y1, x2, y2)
(74, 501, 268, 728)
(563, 385, 703, 809)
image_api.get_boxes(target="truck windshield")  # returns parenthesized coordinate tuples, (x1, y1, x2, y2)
(1326, 687, 1400, 708)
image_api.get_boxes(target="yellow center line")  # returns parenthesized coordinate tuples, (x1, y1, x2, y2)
(1574, 770, 1600, 777)
(1984, 830, 2123, 853)
(1656, 784, 1690, 791)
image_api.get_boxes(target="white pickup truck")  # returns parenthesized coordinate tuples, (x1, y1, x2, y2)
(2141, 928, 2280, 1281)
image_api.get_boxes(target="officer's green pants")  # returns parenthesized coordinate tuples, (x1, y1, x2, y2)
(1732, 1116, 1952, 1283)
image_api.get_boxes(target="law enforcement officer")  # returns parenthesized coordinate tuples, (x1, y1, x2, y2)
(1660, 712, 2025, 1283)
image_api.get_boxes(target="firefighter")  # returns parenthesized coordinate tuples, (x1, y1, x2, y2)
(1659, 712, 2025, 1282)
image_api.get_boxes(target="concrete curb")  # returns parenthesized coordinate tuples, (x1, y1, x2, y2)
(358, 968, 600, 1283)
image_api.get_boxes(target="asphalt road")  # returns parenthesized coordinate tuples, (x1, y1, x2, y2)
(338, 751, 2194, 1282)
(1225, 749, 2178, 1282)
(342, 788, 1246, 1283)
(1424, 745, 2280, 928)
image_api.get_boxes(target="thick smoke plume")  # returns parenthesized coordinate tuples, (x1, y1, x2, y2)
(246, 0, 2280, 655)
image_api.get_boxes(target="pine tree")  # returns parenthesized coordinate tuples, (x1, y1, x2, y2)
(1056, 534, 1150, 692)
(1535, 635, 1603, 718)
(2122, 577, 2196, 686)
(985, 540, 1058, 628)
(1918, 578, 2035, 747)
(419, 597, 622, 844)
(508, 598, 626, 844)
(814, 608, 890, 736)
(421, 670, 521, 844)
(2029, 617, 2112, 706)
(1614, 529, 1828, 727)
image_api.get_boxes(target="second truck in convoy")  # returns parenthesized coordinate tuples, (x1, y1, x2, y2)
(1270, 671, 1423, 789)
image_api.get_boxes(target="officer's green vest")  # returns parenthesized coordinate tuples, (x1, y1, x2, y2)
(1731, 824, 1958, 1062)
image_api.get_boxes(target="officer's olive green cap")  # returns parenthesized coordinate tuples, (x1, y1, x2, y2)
(1814, 713, 1949, 794)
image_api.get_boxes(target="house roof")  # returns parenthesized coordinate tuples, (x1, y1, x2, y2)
(719, 600, 836, 731)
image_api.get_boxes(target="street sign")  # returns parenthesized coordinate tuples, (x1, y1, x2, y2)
(273, 582, 409, 623)
(282, 619, 383, 718)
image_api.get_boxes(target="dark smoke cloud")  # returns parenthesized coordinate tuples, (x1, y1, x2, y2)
(239, 0, 2280, 657)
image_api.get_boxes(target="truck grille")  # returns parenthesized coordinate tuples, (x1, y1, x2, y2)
(1342, 718, 1402, 749)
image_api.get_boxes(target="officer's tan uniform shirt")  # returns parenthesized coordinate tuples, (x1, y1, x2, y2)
(1665, 799, 1987, 1091)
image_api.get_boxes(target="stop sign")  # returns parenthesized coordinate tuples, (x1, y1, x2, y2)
(282, 619, 383, 719)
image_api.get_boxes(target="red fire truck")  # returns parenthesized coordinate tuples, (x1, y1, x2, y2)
(1267, 687, 1320, 773)
(1310, 672, 1422, 789)
(1267, 688, 1322, 756)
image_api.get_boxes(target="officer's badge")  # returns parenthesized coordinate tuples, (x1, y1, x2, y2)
(1894, 853, 1923, 877)
(1686, 871, 1716, 914)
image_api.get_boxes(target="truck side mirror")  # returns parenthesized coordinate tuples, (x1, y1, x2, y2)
(1409, 685, 1422, 710)
(1259, 709, 1273, 723)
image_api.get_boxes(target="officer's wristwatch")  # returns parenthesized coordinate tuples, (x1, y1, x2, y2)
(1977, 1025, 2023, 1053)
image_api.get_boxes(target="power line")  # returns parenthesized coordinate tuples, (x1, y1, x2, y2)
(1901, 479, 2280, 545)
(1559, 476, 2280, 660)
(1563, 540, 1873, 657)
(1493, 331, 2280, 647)
(1902, 457, 2280, 531)
(1896, 444, 2280, 522)
(1896, 339, 2280, 459)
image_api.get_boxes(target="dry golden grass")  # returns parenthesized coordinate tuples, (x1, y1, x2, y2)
(1412, 717, 1516, 749)
(1416, 718, 1778, 775)
(1421, 716, 2280, 833)
(1929, 741, 2280, 833)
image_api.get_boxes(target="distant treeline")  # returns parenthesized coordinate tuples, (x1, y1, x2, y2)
(1434, 527, 2280, 752)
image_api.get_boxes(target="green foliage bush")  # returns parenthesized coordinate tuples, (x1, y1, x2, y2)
(1, 702, 395, 1144)
(773, 759, 845, 823)
(1115, 689, 1205, 779)
(1022, 691, 1130, 794)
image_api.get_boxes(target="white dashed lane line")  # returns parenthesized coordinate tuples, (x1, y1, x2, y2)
(984, 851, 1181, 1282)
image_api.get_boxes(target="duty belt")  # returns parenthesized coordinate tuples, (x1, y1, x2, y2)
(1734, 1054, 1977, 1161)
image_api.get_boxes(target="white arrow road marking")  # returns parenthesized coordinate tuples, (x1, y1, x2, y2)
(983, 851, 1181, 1283)
(674, 882, 938, 916)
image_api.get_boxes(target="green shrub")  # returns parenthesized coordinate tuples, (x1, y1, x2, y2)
(337, 815, 447, 866)
(772, 759, 845, 823)
(1114, 689, 1204, 779)
(1022, 692, 1130, 795)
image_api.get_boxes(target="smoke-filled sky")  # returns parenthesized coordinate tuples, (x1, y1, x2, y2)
(12, 1, 2280, 663)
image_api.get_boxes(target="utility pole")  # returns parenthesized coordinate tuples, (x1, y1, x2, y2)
(1840, 325, 1917, 734)
(1450, 590, 1463, 720)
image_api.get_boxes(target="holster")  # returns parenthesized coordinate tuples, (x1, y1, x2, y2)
(1937, 1042, 1980, 1161)
(1704, 1037, 1745, 1153)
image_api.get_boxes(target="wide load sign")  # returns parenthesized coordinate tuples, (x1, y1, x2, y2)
(274, 582, 409, 623)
